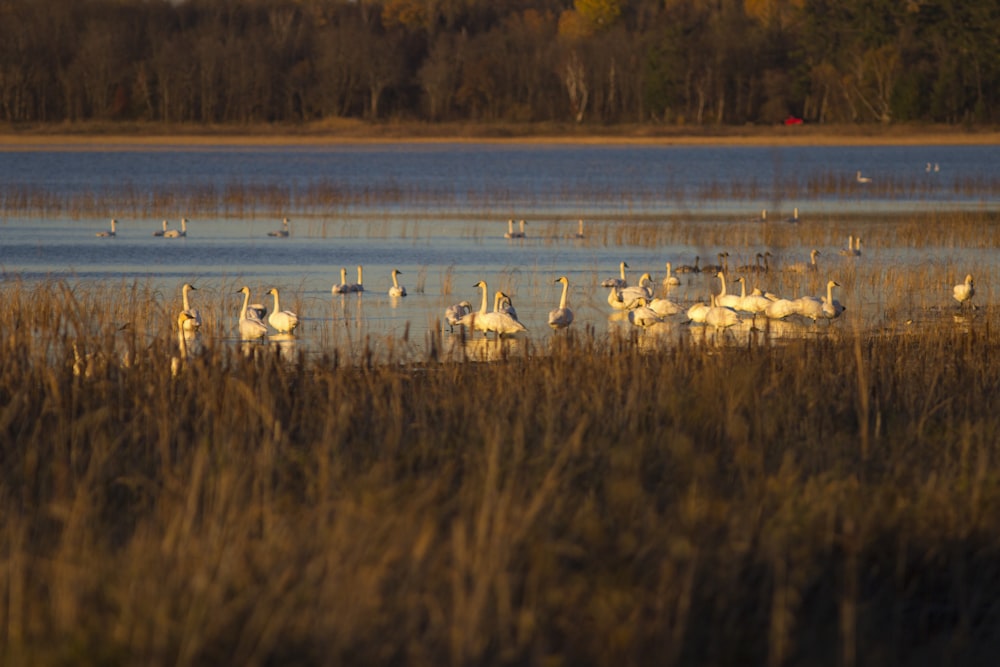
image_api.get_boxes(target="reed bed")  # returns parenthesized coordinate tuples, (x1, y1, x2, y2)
(2, 278, 1000, 666)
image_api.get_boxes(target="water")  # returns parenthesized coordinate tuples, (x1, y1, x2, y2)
(1, 142, 998, 358)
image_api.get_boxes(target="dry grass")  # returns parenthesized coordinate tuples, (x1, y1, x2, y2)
(2, 277, 1000, 666)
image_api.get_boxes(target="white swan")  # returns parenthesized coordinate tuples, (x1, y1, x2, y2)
(504, 219, 516, 239)
(737, 277, 772, 314)
(674, 256, 700, 274)
(153, 219, 168, 236)
(686, 301, 710, 324)
(548, 276, 574, 329)
(179, 283, 202, 331)
(852, 237, 862, 256)
(496, 291, 519, 321)
(445, 300, 473, 332)
(574, 219, 585, 239)
(237, 286, 268, 340)
(96, 218, 117, 237)
(350, 265, 364, 292)
(856, 170, 873, 183)
(821, 280, 846, 321)
(839, 235, 856, 256)
(619, 273, 655, 303)
(268, 217, 290, 237)
(388, 269, 407, 297)
(332, 268, 352, 294)
(953, 274, 975, 306)
(794, 294, 825, 322)
(764, 297, 799, 320)
(462, 282, 526, 336)
(516, 219, 527, 238)
(783, 249, 820, 273)
(662, 262, 680, 288)
(164, 217, 187, 238)
(601, 261, 629, 288)
(705, 295, 740, 329)
(628, 298, 661, 327)
(715, 272, 741, 309)
(266, 287, 299, 333)
(647, 297, 681, 317)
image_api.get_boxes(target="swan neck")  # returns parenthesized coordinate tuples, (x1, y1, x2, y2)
(559, 281, 569, 309)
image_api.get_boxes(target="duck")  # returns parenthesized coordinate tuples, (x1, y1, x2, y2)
(266, 287, 299, 333)
(548, 276, 574, 329)
(332, 268, 352, 294)
(388, 269, 407, 297)
(268, 217, 291, 237)
(96, 218, 117, 237)
(953, 274, 975, 307)
(237, 286, 268, 340)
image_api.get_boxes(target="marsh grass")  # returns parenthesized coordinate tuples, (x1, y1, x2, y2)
(3, 278, 1000, 666)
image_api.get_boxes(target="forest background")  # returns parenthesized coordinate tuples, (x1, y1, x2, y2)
(0, 0, 997, 131)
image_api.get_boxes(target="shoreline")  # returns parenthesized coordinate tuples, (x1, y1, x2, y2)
(0, 121, 998, 149)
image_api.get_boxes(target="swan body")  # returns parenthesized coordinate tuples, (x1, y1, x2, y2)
(460, 281, 526, 336)
(332, 267, 352, 294)
(705, 295, 741, 329)
(350, 265, 364, 292)
(715, 272, 741, 309)
(953, 274, 975, 306)
(445, 300, 473, 332)
(856, 170, 872, 184)
(783, 249, 820, 273)
(647, 297, 681, 317)
(237, 287, 268, 340)
(388, 269, 407, 297)
(737, 278, 773, 313)
(268, 217, 290, 237)
(179, 283, 202, 332)
(601, 261, 629, 289)
(674, 256, 700, 274)
(795, 295, 825, 322)
(619, 273, 654, 303)
(266, 287, 299, 333)
(765, 298, 799, 320)
(164, 217, 187, 238)
(97, 219, 117, 237)
(686, 302, 710, 324)
(628, 298, 662, 327)
(153, 219, 168, 236)
(548, 276, 574, 329)
(607, 286, 643, 311)
(663, 262, 680, 287)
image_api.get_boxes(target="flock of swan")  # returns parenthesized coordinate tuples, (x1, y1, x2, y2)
(96, 217, 294, 238)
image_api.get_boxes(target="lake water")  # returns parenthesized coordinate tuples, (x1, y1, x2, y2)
(1, 141, 998, 358)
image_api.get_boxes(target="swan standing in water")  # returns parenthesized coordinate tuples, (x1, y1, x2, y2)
(179, 283, 202, 332)
(548, 276, 574, 329)
(601, 261, 629, 288)
(662, 262, 680, 288)
(628, 298, 662, 328)
(268, 217, 291, 237)
(736, 277, 772, 314)
(153, 219, 168, 236)
(461, 281, 526, 336)
(237, 286, 268, 340)
(266, 287, 300, 333)
(164, 218, 188, 238)
(705, 295, 740, 329)
(503, 219, 516, 239)
(332, 268, 352, 294)
(96, 219, 117, 237)
(445, 301, 473, 332)
(388, 269, 407, 297)
(821, 280, 846, 321)
(715, 272, 741, 309)
(953, 274, 975, 307)
(350, 265, 364, 292)
(574, 219, 585, 239)
(839, 236, 856, 256)
(783, 249, 820, 273)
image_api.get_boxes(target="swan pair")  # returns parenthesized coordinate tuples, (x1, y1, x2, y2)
(163, 218, 188, 238)
(332, 266, 364, 294)
(503, 219, 527, 239)
(268, 218, 290, 237)
(458, 281, 527, 337)
(783, 249, 820, 273)
(839, 236, 862, 256)
(237, 286, 299, 339)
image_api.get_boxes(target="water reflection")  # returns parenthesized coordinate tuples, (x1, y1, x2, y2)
(443, 332, 524, 361)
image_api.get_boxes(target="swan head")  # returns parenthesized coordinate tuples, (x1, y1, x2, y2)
(474, 280, 486, 288)
(966, 274, 974, 285)
(392, 269, 402, 277)
(237, 286, 250, 296)
(554, 276, 569, 285)
(716, 271, 725, 279)
(828, 280, 840, 289)
(183, 283, 196, 293)
(811, 249, 820, 258)
(267, 287, 278, 297)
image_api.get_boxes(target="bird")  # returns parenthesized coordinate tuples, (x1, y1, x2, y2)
(647, 297, 682, 317)
(266, 287, 299, 333)
(821, 280, 846, 321)
(516, 219, 527, 238)
(460, 281, 526, 336)
(705, 294, 741, 329)
(786, 208, 800, 223)
(953, 274, 975, 307)
(764, 297, 799, 320)
(686, 301, 710, 324)
(714, 272, 741, 309)
(674, 256, 700, 274)
(628, 298, 662, 328)
(388, 269, 407, 297)
(701, 252, 729, 275)
(444, 300, 473, 332)
(96, 219, 117, 237)
(268, 217, 291, 237)
(662, 262, 681, 288)
(601, 261, 629, 289)
(332, 268, 352, 294)
(237, 286, 268, 340)
(783, 249, 820, 273)
(574, 219, 585, 239)
(179, 283, 202, 332)
(153, 219, 168, 236)
(794, 294, 825, 322)
(856, 170, 872, 184)
(736, 252, 771, 274)
(496, 292, 519, 321)
(839, 236, 856, 256)
(548, 276, 574, 329)
(164, 217, 187, 238)
(349, 265, 364, 292)
(619, 273, 655, 303)
(736, 277, 772, 314)
(851, 237, 862, 256)
(503, 219, 517, 239)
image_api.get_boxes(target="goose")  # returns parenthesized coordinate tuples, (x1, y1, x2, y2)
(783, 249, 820, 273)
(445, 300, 473, 332)
(548, 276, 574, 329)
(349, 265, 364, 292)
(856, 170, 872, 184)
(388, 269, 407, 297)
(332, 268, 352, 294)
(574, 219, 585, 239)
(674, 256, 700, 274)
(601, 261, 629, 289)
(237, 286, 268, 340)
(179, 283, 202, 332)
(628, 298, 662, 327)
(705, 294, 741, 329)
(96, 218, 117, 237)
(503, 219, 517, 239)
(953, 274, 975, 306)
(839, 236, 856, 256)
(619, 273, 655, 303)
(715, 272, 741, 309)
(701, 252, 729, 275)
(662, 262, 681, 288)
(268, 217, 291, 237)
(266, 287, 299, 333)
(153, 219, 168, 236)
(821, 280, 846, 321)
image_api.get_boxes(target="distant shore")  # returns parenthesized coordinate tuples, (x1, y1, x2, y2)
(0, 120, 998, 149)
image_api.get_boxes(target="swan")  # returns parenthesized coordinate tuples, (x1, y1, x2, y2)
(705, 294, 741, 329)
(601, 261, 629, 289)
(619, 273, 654, 302)
(839, 236, 856, 256)
(953, 274, 975, 306)
(388, 269, 407, 297)
(445, 300, 473, 332)
(856, 170, 872, 184)
(786, 207, 800, 223)
(662, 262, 680, 288)
(715, 272, 741, 309)
(736, 253, 764, 273)
(628, 298, 662, 327)
(764, 297, 799, 320)
(164, 217, 188, 238)
(686, 301, 710, 324)
(153, 219, 168, 236)
(821, 280, 846, 321)
(852, 237, 862, 256)
(794, 294, 825, 322)
(701, 252, 730, 275)
(548, 276, 574, 329)
(756, 209, 767, 222)
(503, 218, 516, 239)
(350, 265, 364, 292)
(179, 283, 202, 331)
(495, 291, 520, 321)
(783, 249, 820, 273)
(737, 277, 772, 314)
(574, 219, 585, 239)
(96, 219, 117, 237)
(266, 287, 299, 333)
(237, 286, 268, 340)
(463, 282, 525, 336)
(674, 256, 700, 274)
(332, 267, 352, 294)
(516, 219, 527, 238)
(647, 297, 681, 317)
(268, 217, 290, 237)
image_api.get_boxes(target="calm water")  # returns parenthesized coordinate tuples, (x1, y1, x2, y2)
(1, 142, 998, 357)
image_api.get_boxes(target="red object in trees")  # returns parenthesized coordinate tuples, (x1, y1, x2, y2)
(784, 115, 804, 125)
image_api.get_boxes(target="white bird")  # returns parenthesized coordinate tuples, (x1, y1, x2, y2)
(619, 273, 655, 303)
(821, 280, 846, 321)
(179, 283, 202, 332)
(628, 298, 662, 327)
(574, 219, 585, 239)
(461, 282, 526, 336)
(350, 265, 364, 292)
(164, 217, 188, 238)
(764, 297, 799, 320)
(786, 207, 800, 223)
(795, 294, 825, 322)
(686, 302, 710, 324)
(953, 274, 975, 306)
(705, 295, 741, 329)
(647, 297, 682, 317)
(548, 276, 574, 329)
(332, 268, 352, 294)
(96, 218, 117, 237)
(856, 170, 872, 184)
(504, 218, 517, 239)
(268, 217, 290, 237)
(662, 262, 681, 288)
(388, 269, 407, 297)
(674, 256, 700, 274)
(153, 219, 168, 236)
(237, 286, 268, 340)
(715, 272, 741, 309)
(783, 249, 820, 273)
(445, 300, 473, 332)
(266, 287, 299, 333)
(736, 277, 772, 314)
(495, 292, 520, 322)
(839, 236, 856, 256)
(601, 261, 629, 289)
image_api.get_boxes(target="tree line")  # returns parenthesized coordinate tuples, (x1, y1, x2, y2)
(0, 0, 997, 127)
